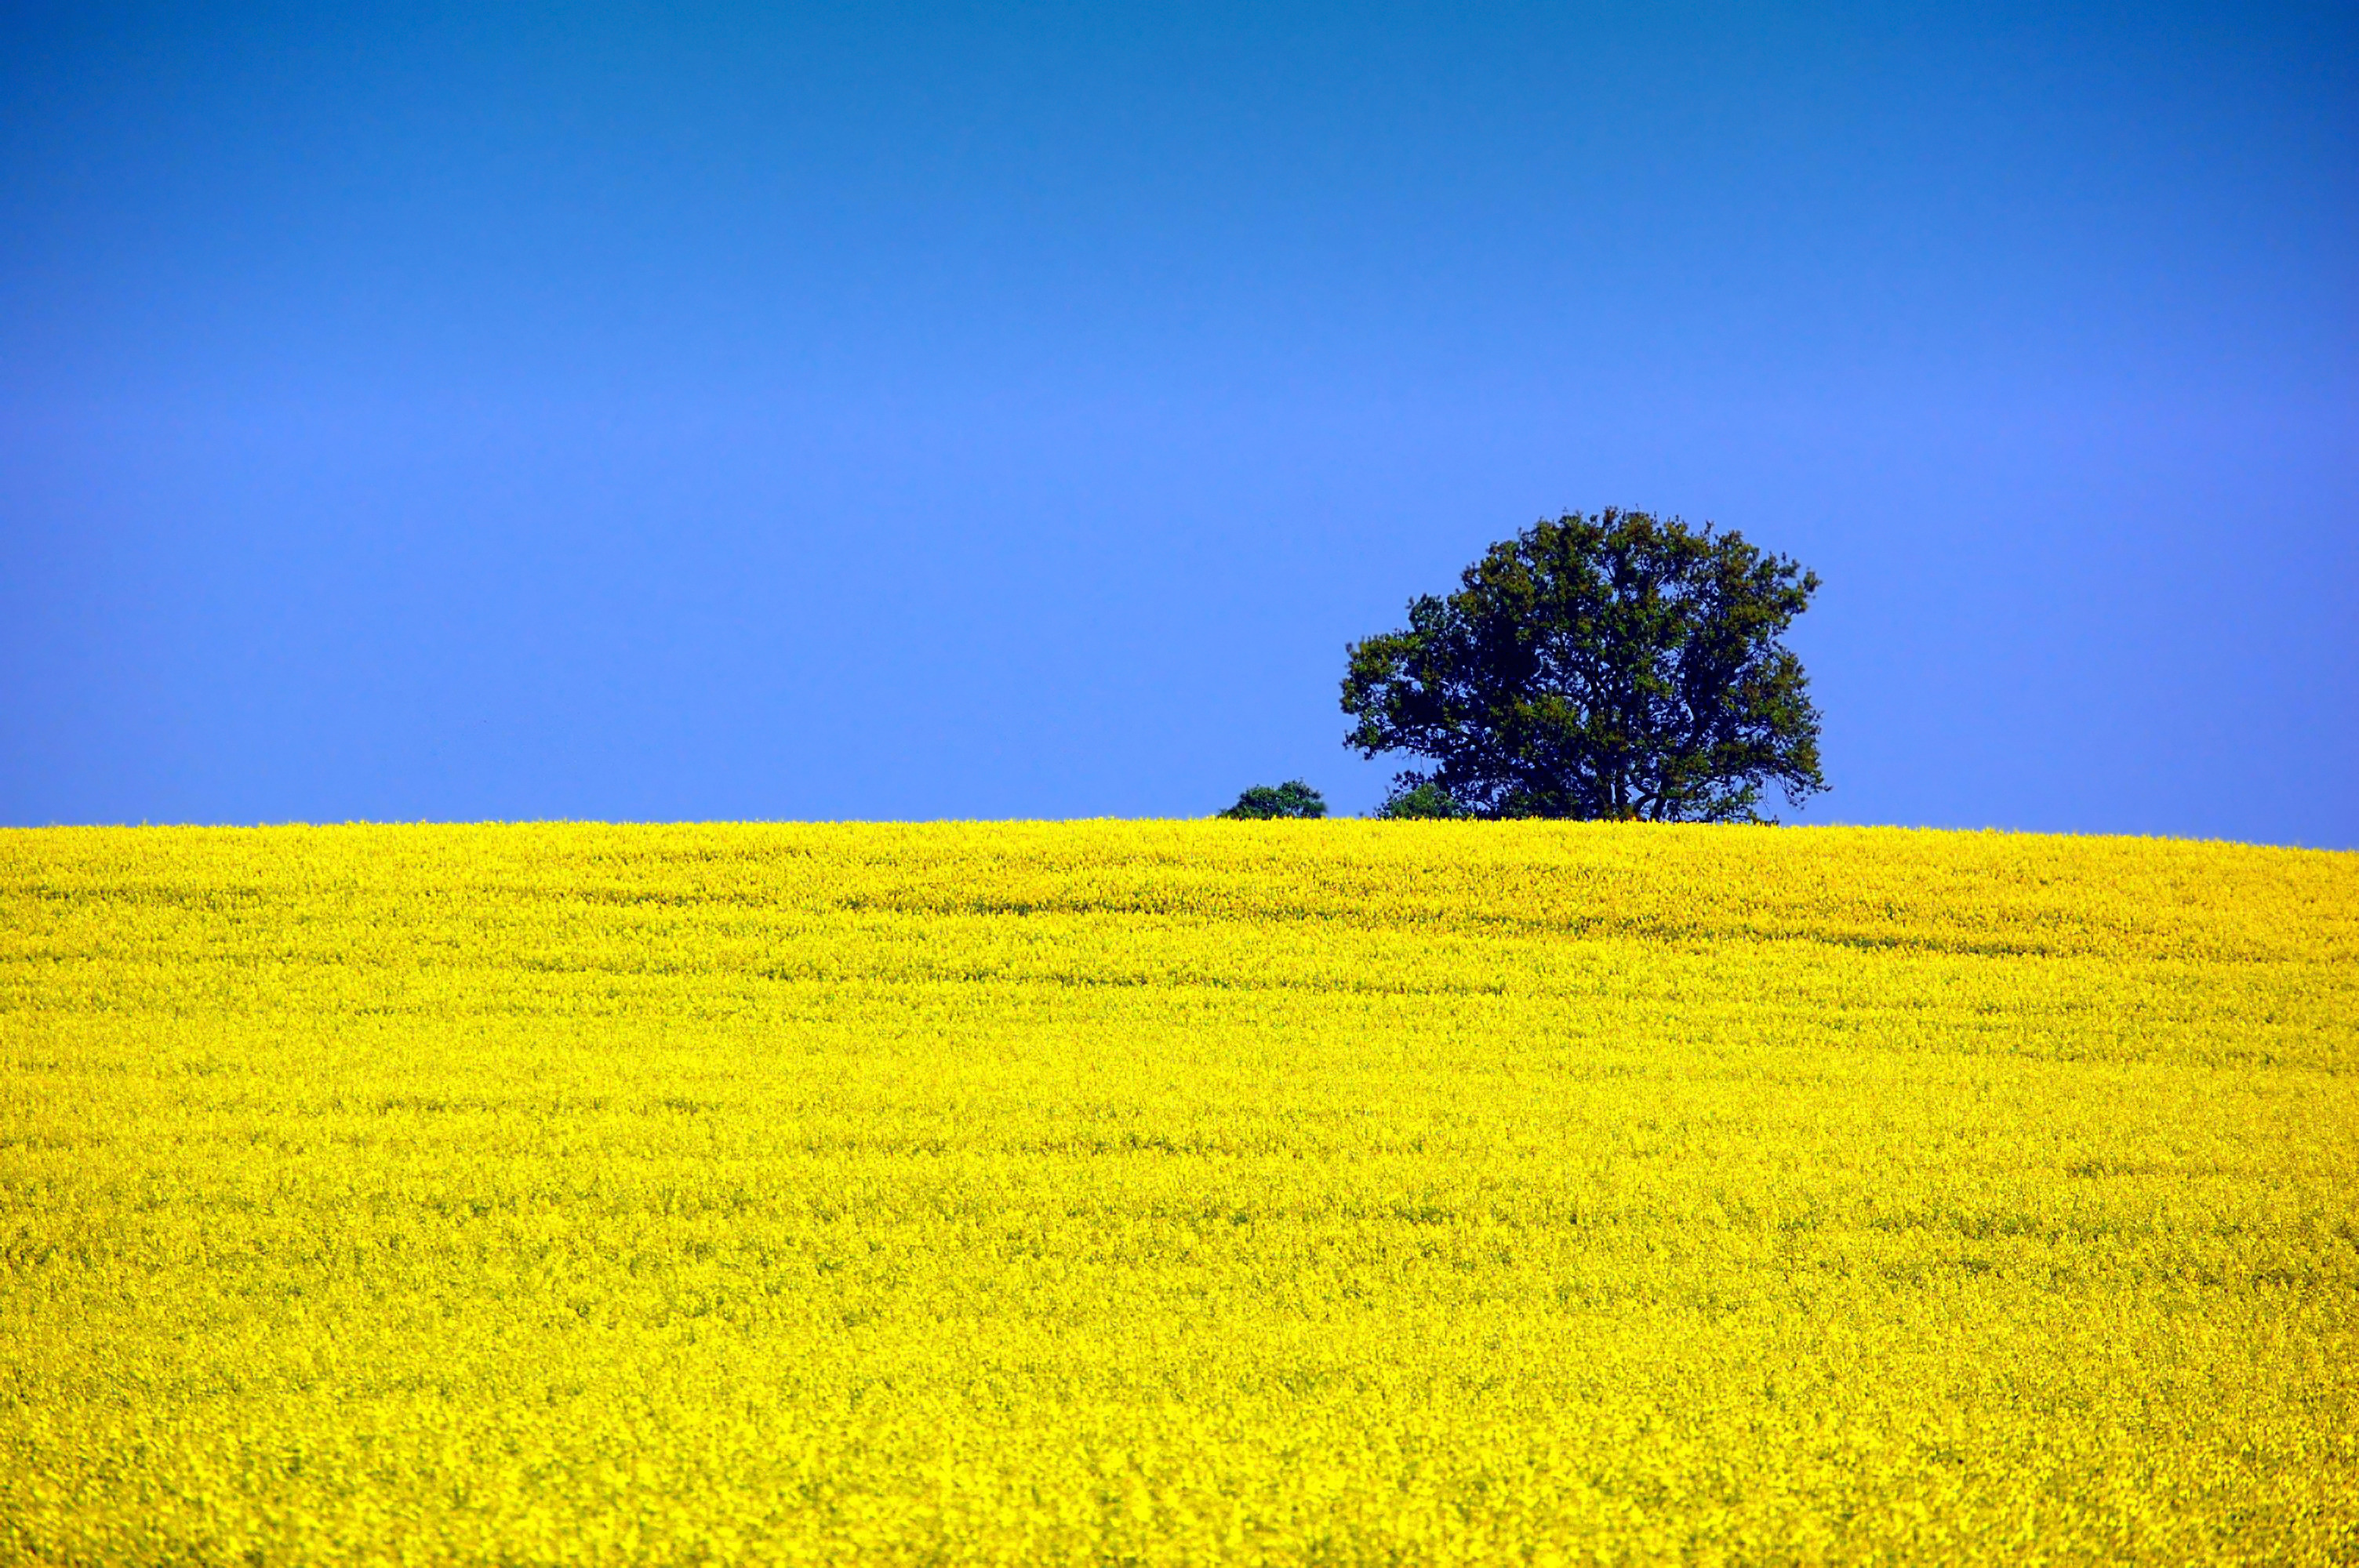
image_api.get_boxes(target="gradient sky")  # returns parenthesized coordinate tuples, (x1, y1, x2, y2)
(3, 2, 2354, 841)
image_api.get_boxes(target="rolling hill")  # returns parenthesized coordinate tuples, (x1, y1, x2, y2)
(3, 821, 2353, 1563)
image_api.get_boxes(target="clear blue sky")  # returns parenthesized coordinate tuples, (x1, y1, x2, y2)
(4, 2, 2353, 842)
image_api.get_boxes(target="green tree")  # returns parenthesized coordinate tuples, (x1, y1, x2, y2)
(1219, 781, 1329, 819)
(1372, 780, 1466, 819)
(1341, 510, 1825, 822)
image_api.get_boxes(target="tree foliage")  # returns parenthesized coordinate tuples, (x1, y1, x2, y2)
(1341, 510, 1825, 822)
(1372, 781, 1466, 819)
(1219, 780, 1329, 819)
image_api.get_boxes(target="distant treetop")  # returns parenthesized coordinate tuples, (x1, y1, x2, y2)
(1219, 781, 1329, 819)
(1372, 780, 1467, 819)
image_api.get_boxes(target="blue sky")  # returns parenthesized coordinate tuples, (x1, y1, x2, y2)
(3, 2, 2353, 842)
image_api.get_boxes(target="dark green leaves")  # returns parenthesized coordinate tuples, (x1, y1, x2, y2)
(1341, 510, 1826, 822)
(1219, 781, 1329, 819)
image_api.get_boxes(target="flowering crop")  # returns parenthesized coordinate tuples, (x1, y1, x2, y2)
(2, 820, 2354, 1564)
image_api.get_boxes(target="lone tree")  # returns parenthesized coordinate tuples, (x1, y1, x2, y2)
(1219, 780, 1329, 819)
(1341, 510, 1825, 822)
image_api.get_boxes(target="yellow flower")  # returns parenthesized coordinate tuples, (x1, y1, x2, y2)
(0, 820, 2353, 1563)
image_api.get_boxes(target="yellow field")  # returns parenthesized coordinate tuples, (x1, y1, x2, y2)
(2, 822, 2354, 1566)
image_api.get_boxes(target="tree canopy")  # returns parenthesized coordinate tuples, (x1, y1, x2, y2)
(1219, 780, 1329, 819)
(1340, 510, 1825, 822)
(1372, 780, 1466, 819)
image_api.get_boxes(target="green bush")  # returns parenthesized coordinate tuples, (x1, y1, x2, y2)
(1219, 781, 1328, 819)
(1373, 779, 1466, 819)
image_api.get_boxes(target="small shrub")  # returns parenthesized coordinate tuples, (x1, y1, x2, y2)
(1374, 779, 1466, 819)
(1219, 781, 1328, 819)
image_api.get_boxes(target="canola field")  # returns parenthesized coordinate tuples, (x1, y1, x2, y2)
(2, 820, 2356, 1566)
